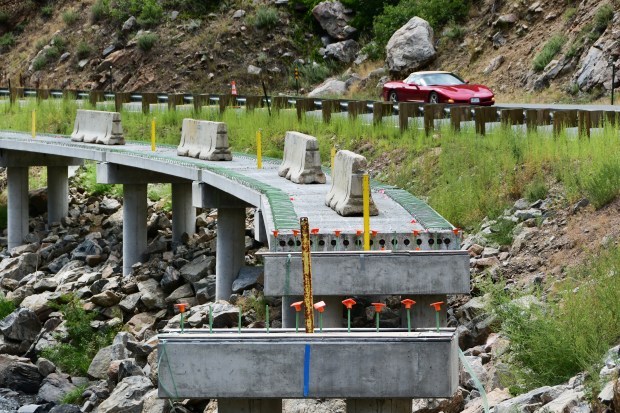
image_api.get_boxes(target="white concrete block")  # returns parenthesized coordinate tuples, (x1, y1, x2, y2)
(70, 110, 125, 145)
(177, 118, 232, 161)
(278, 131, 326, 184)
(325, 150, 378, 216)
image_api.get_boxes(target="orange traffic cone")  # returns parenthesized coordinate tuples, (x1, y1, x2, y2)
(231, 81, 237, 96)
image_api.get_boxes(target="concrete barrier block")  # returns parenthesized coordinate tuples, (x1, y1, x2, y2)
(177, 118, 232, 161)
(70, 110, 125, 145)
(278, 131, 326, 184)
(325, 150, 378, 216)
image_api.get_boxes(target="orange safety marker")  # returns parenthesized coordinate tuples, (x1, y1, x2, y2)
(342, 298, 356, 332)
(401, 299, 416, 332)
(290, 300, 304, 332)
(313, 301, 326, 332)
(334, 230, 341, 250)
(272, 230, 279, 237)
(174, 303, 189, 333)
(430, 301, 444, 332)
(231, 80, 238, 96)
(371, 302, 386, 332)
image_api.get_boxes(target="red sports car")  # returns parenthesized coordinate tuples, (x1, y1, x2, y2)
(383, 71, 495, 106)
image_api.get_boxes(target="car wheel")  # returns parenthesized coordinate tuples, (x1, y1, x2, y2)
(389, 91, 398, 103)
(429, 92, 439, 104)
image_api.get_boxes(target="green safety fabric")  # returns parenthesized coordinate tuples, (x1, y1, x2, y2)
(458, 348, 490, 413)
(157, 341, 180, 400)
(285, 254, 291, 296)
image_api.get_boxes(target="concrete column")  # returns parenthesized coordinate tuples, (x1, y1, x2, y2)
(215, 207, 246, 301)
(281, 296, 303, 329)
(171, 182, 195, 244)
(400, 294, 448, 329)
(47, 165, 68, 225)
(123, 184, 147, 276)
(218, 399, 282, 413)
(7, 167, 29, 251)
(346, 399, 410, 413)
(315, 295, 343, 328)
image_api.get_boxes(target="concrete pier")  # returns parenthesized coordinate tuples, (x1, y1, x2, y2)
(47, 165, 68, 225)
(215, 207, 246, 300)
(7, 167, 29, 251)
(171, 182, 195, 244)
(123, 184, 147, 275)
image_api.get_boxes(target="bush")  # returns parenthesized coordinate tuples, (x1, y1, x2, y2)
(91, 0, 109, 23)
(0, 33, 15, 48)
(444, 22, 466, 41)
(253, 6, 279, 29)
(524, 177, 547, 202)
(583, 161, 620, 209)
(62, 10, 79, 26)
(487, 247, 620, 393)
(41, 5, 53, 18)
(60, 384, 88, 405)
(0, 294, 16, 319)
(33, 56, 48, 71)
(51, 36, 67, 52)
(138, 0, 164, 27)
(485, 218, 516, 246)
(45, 46, 60, 61)
(532, 34, 565, 72)
(0, 11, 9, 24)
(137, 33, 158, 51)
(593, 3, 614, 34)
(76, 41, 92, 59)
(41, 295, 119, 376)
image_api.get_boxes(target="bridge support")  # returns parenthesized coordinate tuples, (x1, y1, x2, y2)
(47, 166, 69, 225)
(7, 167, 29, 251)
(218, 399, 282, 413)
(171, 182, 195, 244)
(215, 207, 246, 301)
(123, 184, 147, 275)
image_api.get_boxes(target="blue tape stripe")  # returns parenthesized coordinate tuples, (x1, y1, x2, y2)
(303, 344, 311, 397)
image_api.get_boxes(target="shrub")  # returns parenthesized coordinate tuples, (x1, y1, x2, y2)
(0, 11, 9, 24)
(41, 5, 53, 18)
(138, 0, 164, 27)
(253, 6, 279, 29)
(91, 0, 109, 23)
(137, 33, 158, 51)
(583, 161, 620, 209)
(33, 56, 48, 71)
(532, 34, 565, 72)
(485, 218, 516, 246)
(0, 294, 16, 319)
(51, 36, 67, 52)
(0, 33, 15, 48)
(76, 41, 92, 59)
(524, 177, 547, 202)
(444, 22, 466, 41)
(593, 3, 614, 34)
(45, 46, 60, 61)
(35, 38, 48, 52)
(60, 384, 88, 405)
(62, 9, 79, 26)
(41, 295, 119, 376)
(563, 6, 577, 21)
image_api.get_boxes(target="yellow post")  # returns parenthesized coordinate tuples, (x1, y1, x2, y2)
(256, 129, 262, 169)
(151, 118, 156, 151)
(31, 110, 36, 139)
(330, 147, 336, 171)
(300, 217, 314, 333)
(363, 173, 370, 251)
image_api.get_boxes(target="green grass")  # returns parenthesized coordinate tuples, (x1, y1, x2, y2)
(532, 35, 566, 72)
(485, 218, 517, 246)
(148, 184, 172, 211)
(0, 33, 16, 48)
(41, 295, 119, 376)
(41, 5, 54, 18)
(251, 6, 279, 30)
(62, 10, 79, 26)
(76, 41, 92, 59)
(1, 98, 620, 229)
(485, 246, 620, 393)
(524, 177, 548, 202)
(73, 162, 123, 198)
(0, 294, 16, 319)
(583, 161, 620, 209)
(137, 33, 158, 52)
(60, 384, 88, 405)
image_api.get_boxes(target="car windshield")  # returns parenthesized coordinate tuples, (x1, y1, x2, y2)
(415, 73, 465, 86)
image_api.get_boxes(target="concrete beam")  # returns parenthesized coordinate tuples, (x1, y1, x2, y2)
(192, 182, 251, 209)
(262, 251, 470, 296)
(0, 150, 82, 167)
(171, 182, 196, 244)
(123, 184, 147, 275)
(219, 399, 282, 413)
(158, 331, 458, 399)
(215, 208, 246, 300)
(7, 167, 29, 250)
(96, 163, 191, 184)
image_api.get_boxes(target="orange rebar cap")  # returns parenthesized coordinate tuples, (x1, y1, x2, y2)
(174, 303, 189, 313)
(356, 229, 363, 236)
(272, 230, 279, 237)
(371, 303, 386, 312)
(401, 299, 416, 309)
(342, 298, 356, 309)
(412, 229, 420, 237)
(430, 301, 444, 312)
(311, 228, 320, 235)
(290, 301, 303, 312)
(292, 229, 300, 236)
(313, 301, 326, 313)
(334, 230, 341, 237)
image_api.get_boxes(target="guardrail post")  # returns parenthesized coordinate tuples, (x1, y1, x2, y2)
(578, 110, 591, 138)
(168, 93, 184, 111)
(605, 110, 617, 127)
(114, 92, 130, 112)
(348, 101, 366, 120)
(219, 94, 232, 114)
(474, 107, 486, 135)
(192, 93, 207, 113)
(398, 102, 420, 133)
(141, 92, 157, 114)
(36, 88, 49, 102)
(373, 102, 392, 125)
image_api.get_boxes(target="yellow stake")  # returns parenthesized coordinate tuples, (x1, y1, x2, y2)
(151, 118, 156, 152)
(300, 217, 315, 333)
(363, 173, 370, 251)
(256, 129, 262, 169)
(31, 110, 36, 139)
(330, 147, 336, 172)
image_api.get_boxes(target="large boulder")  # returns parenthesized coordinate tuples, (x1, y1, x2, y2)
(0, 308, 42, 342)
(180, 255, 214, 284)
(87, 344, 128, 379)
(0, 253, 39, 284)
(137, 279, 166, 310)
(36, 373, 76, 403)
(574, 38, 618, 92)
(312, 1, 356, 40)
(308, 78, 347, 97)
(94, 376, 153, 413)
(386, 17, 436, 73)
(322, 39, 359, 63)
(0, 355, 43, 393)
